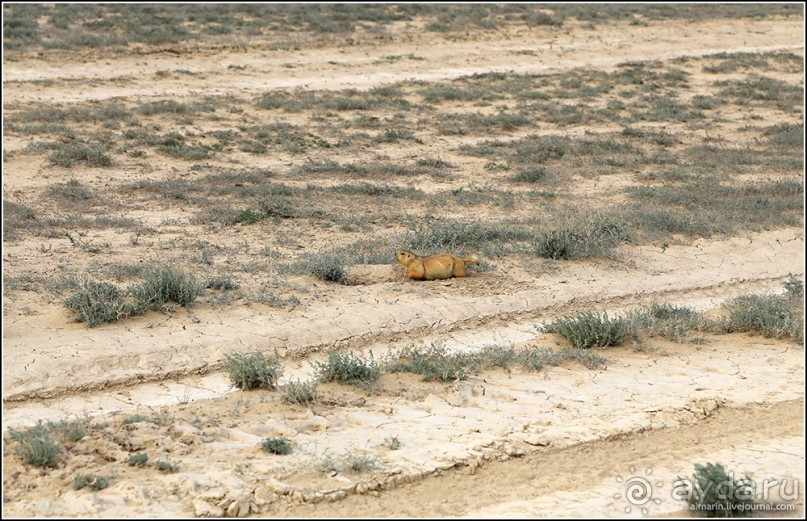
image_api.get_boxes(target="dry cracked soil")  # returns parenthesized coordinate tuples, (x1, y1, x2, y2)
(2, 4, 805, 519)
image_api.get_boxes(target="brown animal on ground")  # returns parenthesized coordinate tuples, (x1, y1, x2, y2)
(395, 250, 481, 280)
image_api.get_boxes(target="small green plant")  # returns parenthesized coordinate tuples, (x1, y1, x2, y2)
(543, 311, 629, 349)
(63, 278, 130, 327)
(514, 345, 563, 371)
(282, 379, 318, 405)
(782, 274, 804, 299)
(343, 453, 382, 473)
(205, 276, 240, 290)
(719, 278, 804, 342)
(678, 462, 755, 518)
(627, 302, 708, 342)
(557, 347, 608, 369)
(224, 351, 283, 390)
(313, 451, 382, 474)
(47, 418, 88, 442)
(383, 436, 401, 450)
(125, 452, 149, 466)
(74, 474, 111, 491)
(132, 264, 202, 310)
(260, 437, 292, 455)
(64, 265, 203, 327)
(510, 167, 548, 183)
(150, 408, 175, 427)
(478, 343, 517, 369)
(535, 214, 630, 260)
(298, 249, 348, 284)
(385, 343, 474, 382)
(121, 414, 151, 425)
(91, 475, 110, 490)
(155, 459, 180, 473)
(313, 349, 381, 386)
(7, 421, 61, 468)
(48, 143, 112, 167)
(73, 473, 95, 490)
(252, 289, 300, 308)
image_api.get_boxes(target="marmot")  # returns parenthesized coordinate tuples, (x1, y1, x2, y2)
(395, 250, 481, 280)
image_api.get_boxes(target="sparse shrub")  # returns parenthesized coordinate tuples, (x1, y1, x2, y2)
(2, 199, 37, 240)
(296, 249, 348, 284)
(64, 278, 130, 327)
(282, 379, 318, 405)
(514, 345, 563, 370)
(478, 343, 517, 369)
(374, 128, 418, 143)
(404, 218, 529, 254)
(522, 11, 562, 26)
(313, 349, 381, 385)
(510, 167, 548, 183)
(48, 143, 112, 167)
(718, 279, 804, 342)
(384, 343, 604, 377)
(121, 414, 151, 425)
(150, 408, 174, 427)
(783, 274, 804, 300)
(314, 451, 382, 474)
(627, 302, 708, 342)
(65, 265, 202, 327)
(386, 343, 474, 382)
(91, 475, 110, 490)
(205, 276, 240, 290)
(416, 157, 454, 169)
(46, 179, 95, 204)
(258, 199, 297, 219)
(543, 311, 629, 349)
(73, 473, 94, 490)
(628, 178, 804, 238)
(343, 453, 382, 473)
(137, 99, 215, 115)
(557, 347, 608, 369)
(132, 264, 202, 310)
(74, 474, 110, 491)
(153, 133, 213, 160)
(47, 418, 87, 443)
(678, 462, 755, 518)
(535, 214, 631, 260)
(252, 290, 300, 308)
(224, 351, 283, 390)
(384, 436, 401, 450)
(232, 208, 263, 224)
(7, 421, 61, 468)
(763, 122, 803, 147)
(155, 459, 180, 473)
(125, 452, 149, 466)
(261, 437, 292, 455)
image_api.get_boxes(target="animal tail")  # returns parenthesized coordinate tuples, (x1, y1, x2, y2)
(463, 253, 481, 265)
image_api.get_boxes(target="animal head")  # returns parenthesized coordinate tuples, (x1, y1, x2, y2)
(395, 250, 416, 265)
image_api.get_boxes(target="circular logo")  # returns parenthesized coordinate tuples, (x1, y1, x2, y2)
(614, 466, 664, 515)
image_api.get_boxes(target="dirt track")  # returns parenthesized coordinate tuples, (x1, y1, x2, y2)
(2, 9, 805, 518)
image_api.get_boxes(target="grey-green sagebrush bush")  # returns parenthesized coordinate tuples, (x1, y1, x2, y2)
(63, 278, 131, 327)
(224, 351, 283, 390)
(678, 462, 755, 518)
(719, 276, 804, 343)
(543, 311, 630, 349)
(313, 349, 381, 385)
(261, 437, 292, 455)
(7, 422, 61, 468)
(64, 265, 203, 327)
(535, 213, 631, 260)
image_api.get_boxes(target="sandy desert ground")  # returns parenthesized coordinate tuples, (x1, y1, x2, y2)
(2, 4, 805, 518)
